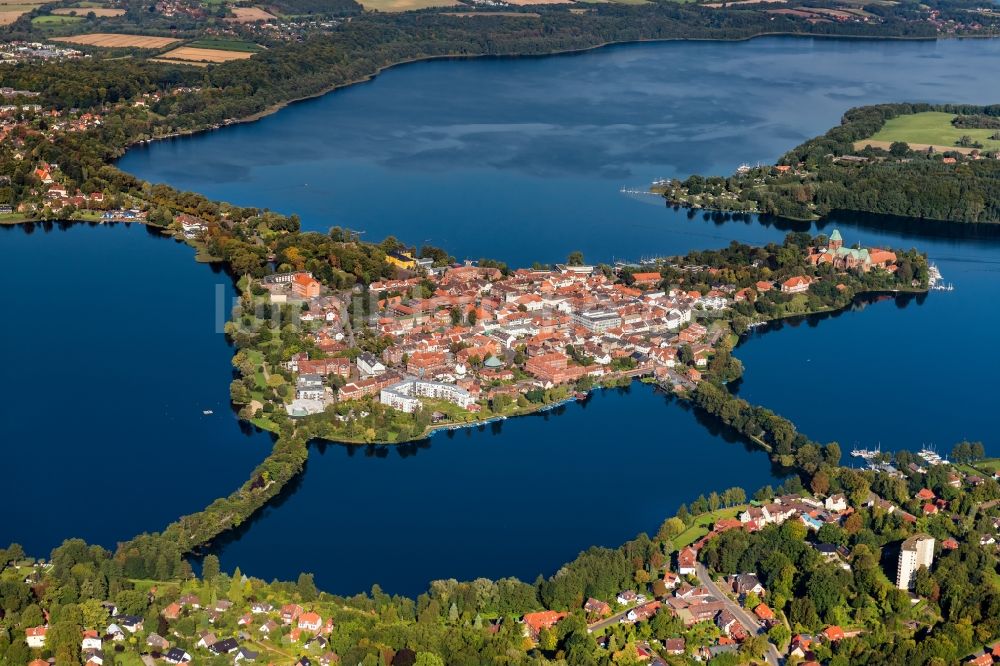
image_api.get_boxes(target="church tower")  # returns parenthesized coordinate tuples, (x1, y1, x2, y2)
(829, 229, 843, 250)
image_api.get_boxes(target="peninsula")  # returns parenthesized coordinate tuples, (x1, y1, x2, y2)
(655, 103, 1000, 223)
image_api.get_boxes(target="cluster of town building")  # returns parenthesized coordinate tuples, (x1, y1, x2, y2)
(260, 257, 736, 418)
(0, 42, 83, 63)
(520, 474, 998, 665)
(257, 232, 903, 424)
(23, 594, 340, 666)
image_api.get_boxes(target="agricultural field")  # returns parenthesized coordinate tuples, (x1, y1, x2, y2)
(155, 45, 256, 62)
(0, 0, 48, 25)
(52, 32, 180, 47)
(52, 6, 126, 15)
(225, 6, 276, 21)
(866, 111, 1000, 152)
(357, 0, 459, 10)
(185, 37, 265, 51)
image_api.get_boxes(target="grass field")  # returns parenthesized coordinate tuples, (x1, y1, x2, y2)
(32, 14, 84, 24)
(185, 37, 264, 52)
(156, 45, 256, 62)
(358, 0, 460, 9)
(974, 458, 1000, 473)
(868, 111, 1000, 153)
(53, 32, 179, 47)
(674, 506, 745, 549)
(52, 6, 126, 15)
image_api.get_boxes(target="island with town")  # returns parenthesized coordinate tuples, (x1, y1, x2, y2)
(221, 227, 926, 447)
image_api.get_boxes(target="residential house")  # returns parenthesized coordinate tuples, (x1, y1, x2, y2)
(824, 494, 848, 512)
(281, 604, 304, 624)
(781, 276, 812, 294)
(521, 611, 567, 641)
(293, 273, 322, 299)
(209, 638, 240, 655)
(81, 631, 102, 652)
(754, 604, 775, 623)
(584, 598, 611, 617)
(163, 648, 192, 664)
(26, 625, 47, 648)
(823, 625, 846, 642)
(664, 638, 685, 655)
(729, 573, 766, 598)
(298, 611, 323, 633)
(235, 646, 259, 662)
(678, 547, 697, 575)
(616, 590, 638, 605)
(357, 353, 386, 378)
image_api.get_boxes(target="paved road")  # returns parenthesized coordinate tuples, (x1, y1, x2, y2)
(587, 602, 643, 633)
(695, 563, 782, 666)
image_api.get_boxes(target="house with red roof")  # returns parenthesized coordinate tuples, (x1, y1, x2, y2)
(293, 273, 321, 299)
(967, 651, 993, 666)
(823, 626, 846, 642)
(917, 488, 936, 501)
(781, 276, 813, 294)
(26, 625, 47, 648)
(678, 547, 697, 575)
(754, 604, 775, 622)
(298, 611, 323, 633)
(281, 604, 303, 624)
(584, 598, 611, 617)
(522, 611, 567, 640)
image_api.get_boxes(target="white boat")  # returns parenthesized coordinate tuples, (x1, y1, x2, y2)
(203, 410, 214, 415)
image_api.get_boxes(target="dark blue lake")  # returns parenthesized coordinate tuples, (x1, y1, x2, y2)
(5, 36, 1000, 596)
(120, 36, 1000, 265)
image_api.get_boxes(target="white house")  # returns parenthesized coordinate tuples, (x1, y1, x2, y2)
(25, 626, 46, 648)
(82, 636, 103, 651)
(825, 494, 848, 512)
(357, 353, 386, 378)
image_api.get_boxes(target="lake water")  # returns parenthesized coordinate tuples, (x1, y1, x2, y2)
(0, 222, 272, 555)
(6, 36, 1000, 596)
(120, 36, 1000, 265)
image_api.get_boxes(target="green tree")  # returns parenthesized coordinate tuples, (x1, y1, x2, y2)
(297, 573, 318, 602)
(202, 555, 220, 582)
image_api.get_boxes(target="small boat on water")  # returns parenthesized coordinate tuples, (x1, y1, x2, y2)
(203, 410, 214, 415)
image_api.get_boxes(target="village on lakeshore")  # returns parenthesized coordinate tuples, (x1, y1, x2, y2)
(218, 227, 923, 442)
(9, 442, 1000, 666)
